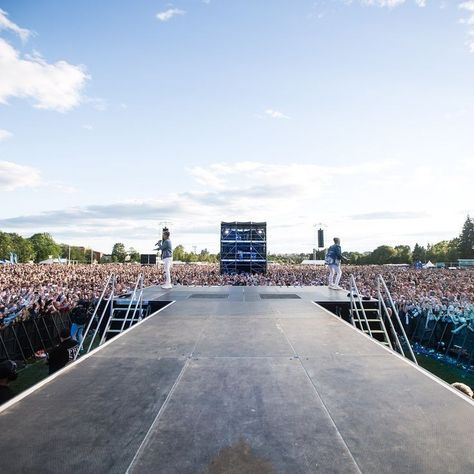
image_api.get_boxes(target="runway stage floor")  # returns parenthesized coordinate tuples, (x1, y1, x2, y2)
(1, 286, 473, 473)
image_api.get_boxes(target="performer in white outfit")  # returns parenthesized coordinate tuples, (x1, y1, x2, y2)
(155, 228, 173, 289)
(325, 237, 344, 289)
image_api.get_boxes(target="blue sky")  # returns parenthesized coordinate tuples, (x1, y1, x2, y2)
(0, 0, 473, 254)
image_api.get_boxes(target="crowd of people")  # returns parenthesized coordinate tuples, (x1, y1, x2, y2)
(1, 263, 473, 404)
(1, 263, 473, 329)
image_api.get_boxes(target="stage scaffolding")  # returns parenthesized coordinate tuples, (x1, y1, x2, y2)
(220, 222, 267, 274)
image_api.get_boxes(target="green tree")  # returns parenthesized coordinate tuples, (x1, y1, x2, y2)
(60, 244, 88, 263)
(368, 245, 396, 264)
(458, 215, 474, 259)
(446, 238, 460, 263)
(412, 243, 426, 263)
(426, 241, 446, 263)
(29, 233, 61, 262)
(10, 234, 35, 262)
(111, 243, 127, 263)
(173, 244, 186, 261)
(0, 232, 13, 260)
(393, 245, 411, 264)
(128, 247, 140, 263)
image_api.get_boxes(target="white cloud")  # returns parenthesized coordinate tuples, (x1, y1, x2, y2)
(360, 0, 407, 6)
(344, 0, 427, 8)
(0, 9, 32, 42)
(85, 97, 107, 111)
(265, 108, 291, 119)
(0, 160, 41, 191)
(156, 8, 186, 22)
(460, 1, 474, 52)
(0, 129, 12, 141)
(0, 159, 471, 253)
(460, 1, 474, 11)
(0, 39, 89, 112)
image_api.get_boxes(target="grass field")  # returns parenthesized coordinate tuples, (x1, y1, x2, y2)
(416, 354, 474, 388)
(10, 360, 49, 396)
(8, 334, 100, 397)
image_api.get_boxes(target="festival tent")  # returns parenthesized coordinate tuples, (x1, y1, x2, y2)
(301, 259, 326, 266)
(39, 258, 69, 265)
(423, 261, 436, 269)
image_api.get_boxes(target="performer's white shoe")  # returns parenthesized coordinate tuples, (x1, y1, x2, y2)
(161, 284, 173, 289)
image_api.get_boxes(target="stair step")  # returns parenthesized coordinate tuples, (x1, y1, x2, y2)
(362, 330, 385, 334)
(353, 319, 380, 322)
(352, 308, 378, 312)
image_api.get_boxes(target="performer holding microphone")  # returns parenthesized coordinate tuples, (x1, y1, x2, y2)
(155, 227, 173, 289)
(325, 237, 345, 290)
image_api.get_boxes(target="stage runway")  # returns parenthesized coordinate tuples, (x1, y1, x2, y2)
(1, 286, 473, 473)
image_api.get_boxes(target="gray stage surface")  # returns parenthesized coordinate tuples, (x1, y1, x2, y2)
(1, 286, 473, 473)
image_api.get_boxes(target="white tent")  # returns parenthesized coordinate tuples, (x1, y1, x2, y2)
(301, 259, 326, 266)
(423, 261, 436, 269)
(39, 258, 68, 265)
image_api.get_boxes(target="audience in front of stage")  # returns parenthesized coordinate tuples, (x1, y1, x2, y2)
(0, 264, 473, 406)
(1, 264, 473, 332)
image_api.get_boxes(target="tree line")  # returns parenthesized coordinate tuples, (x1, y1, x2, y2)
(0, 215, 472, 265)
(274, 216, 473, 265)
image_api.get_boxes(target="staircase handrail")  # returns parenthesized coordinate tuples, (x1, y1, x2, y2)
(118, 273, 143, 334)
(130, 275, 144, 324)
(349, 274, 373, 337)
(377, 275, 418, 365)
(85, 274, 115, 354)
(74, 273, 114, 360)
(378, 289, 404, 355)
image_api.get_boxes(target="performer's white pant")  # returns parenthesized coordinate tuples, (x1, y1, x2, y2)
(163, 257, 172, 286)
(328, 264, 342, 286)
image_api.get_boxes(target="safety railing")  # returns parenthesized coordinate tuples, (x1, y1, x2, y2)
(120, 273, 144, 332)
(99, 273, 144, 345)
(74, 273, 115, 360)
(377, 275, 418, 365)
(349, 274, 373, 337)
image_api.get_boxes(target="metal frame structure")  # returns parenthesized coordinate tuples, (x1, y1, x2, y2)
(100, 273, 144, 344)
(220, 221, 267, 274)
(349, 274, 418, 365)
(0, 312, 71, 362)
(75, 273, 145, 360)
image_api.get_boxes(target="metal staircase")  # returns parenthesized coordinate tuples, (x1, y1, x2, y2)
(75, 273, 146, 360)
(349, 274, 418, 365)
(100, 273, 145, 344)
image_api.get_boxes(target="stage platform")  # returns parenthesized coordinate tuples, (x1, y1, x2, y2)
(1, 286, 473, 473)
(141, 284, 358, 304)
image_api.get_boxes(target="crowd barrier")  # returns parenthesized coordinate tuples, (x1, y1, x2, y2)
(2, 308, 473, 368)
(0, 312, 72, 362)
(403, 313, 474, 363)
